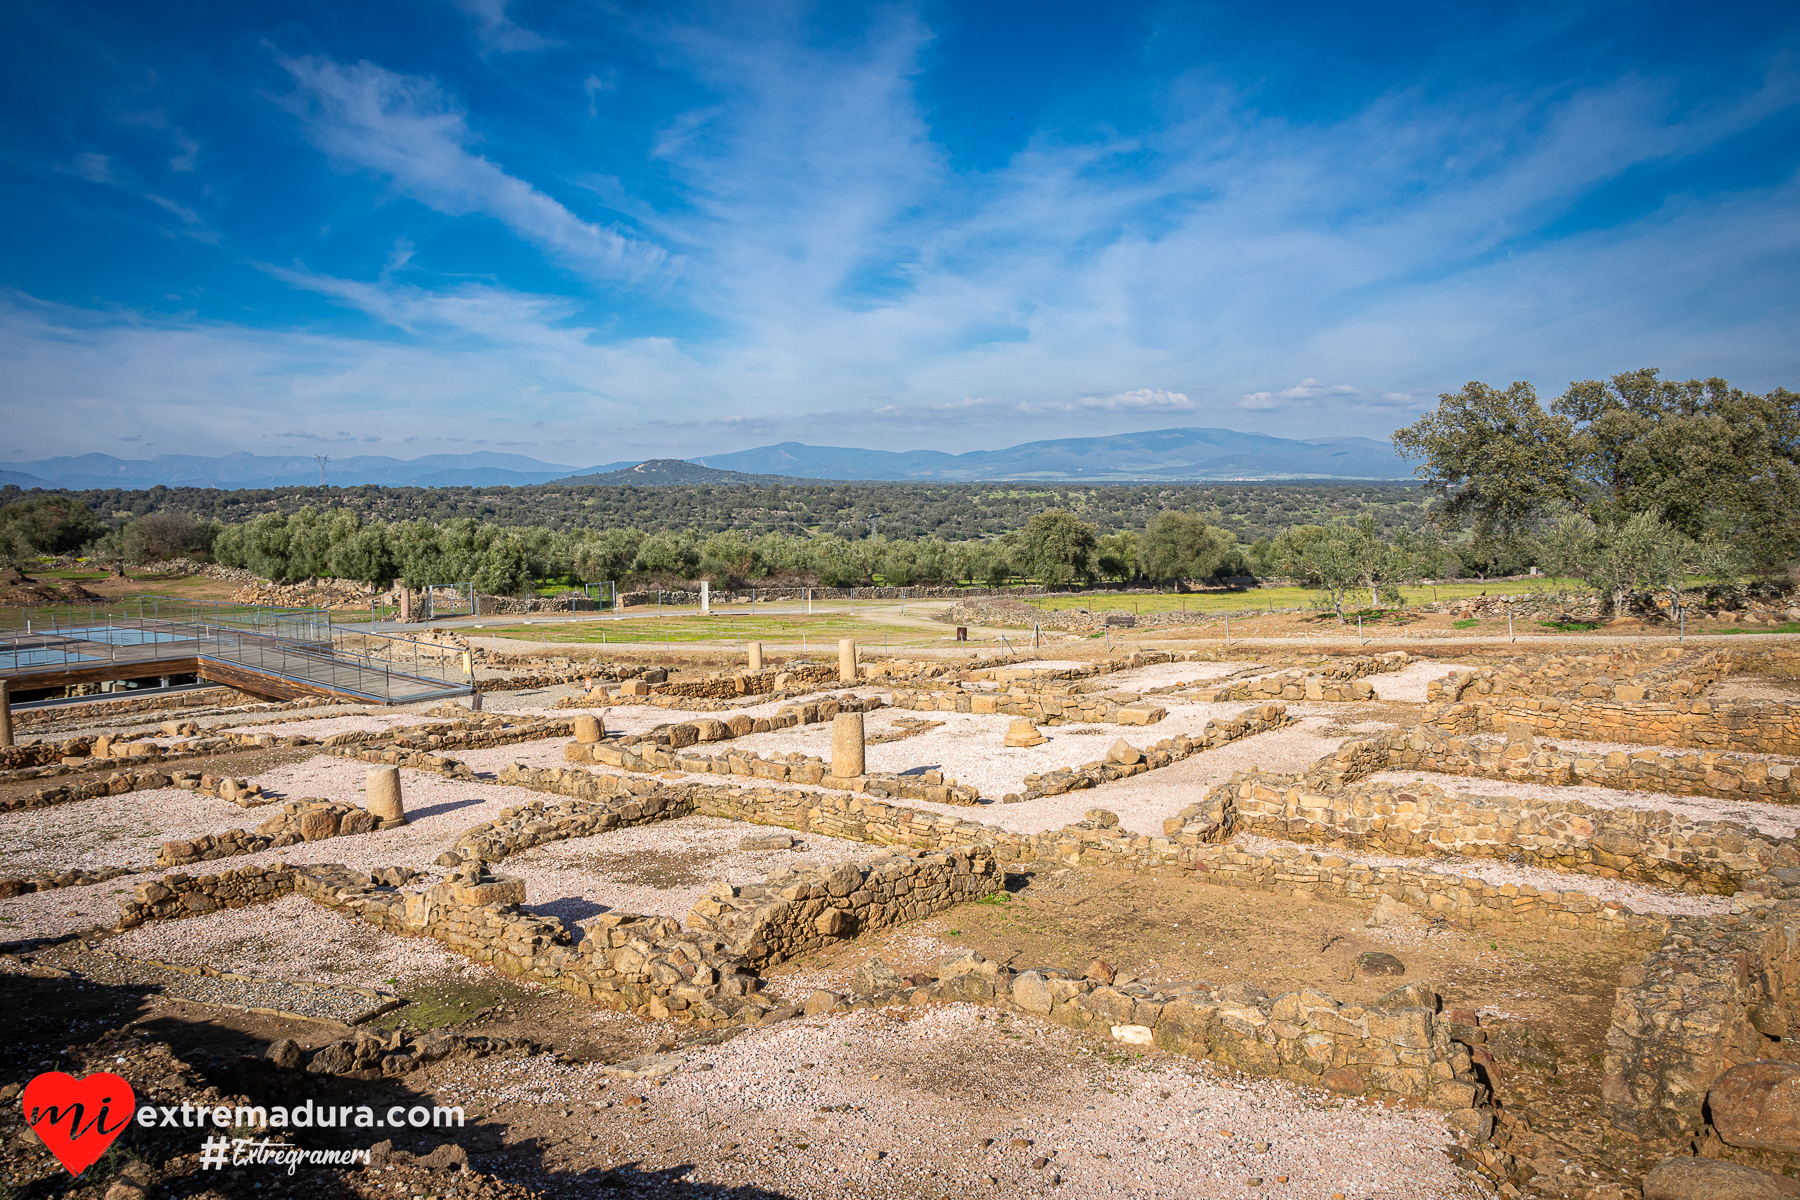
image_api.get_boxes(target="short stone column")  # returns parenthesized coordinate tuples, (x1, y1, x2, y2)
(0, 679, 12, 748)
(701, 580, 711, 614)
(365, 765, 406, 827)
(831, 711, 865, 778)
(397, 589, 412, 622)
(748, 642, 763, 671)
(838, 638, 858, 684)
(572, 714, 604, 743)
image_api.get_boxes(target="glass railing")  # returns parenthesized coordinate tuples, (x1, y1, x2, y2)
(0, 599, 471, 701)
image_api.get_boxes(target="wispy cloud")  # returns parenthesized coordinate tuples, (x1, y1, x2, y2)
(454, 0, 558, 54)
(278, 55, 668, 285)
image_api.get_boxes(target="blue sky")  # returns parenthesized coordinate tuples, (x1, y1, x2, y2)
(2, 0, 1797, 464)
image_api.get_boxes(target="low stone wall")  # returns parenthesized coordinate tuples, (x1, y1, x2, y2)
(685, 849, 1002, 968)
(889, 685, 1166, 726)
(11, 686, 273, 731)
(1424, 697, 1800, 757)
(0, 865, 135, 899)
(117, 862, 302, 927)
(1601, 906, 1800, 1139)
(155, 797, 391, 868)
(1205, 770, 1800, 895)
(1352, 727, 1800, 804)
(1202, 652, 1414, 703)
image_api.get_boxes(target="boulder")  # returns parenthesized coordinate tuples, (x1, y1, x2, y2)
(1642, 1157, 1800, 1200)
(267, 1038, 302, 1070)
(1105, 740, 1143, 766)
(1367, 894, 1422, 928)
(802, 990, 842, 1016)
(852, 957, 905, 996)
(739, 832, 795, 851)
(1356, 952, 1406, 978)
(305, 1040, 357, 1075)
(1709, 1062, 1800, 1152)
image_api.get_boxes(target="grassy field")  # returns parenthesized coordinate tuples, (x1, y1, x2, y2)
(1022, 578, 1588, 616)
(478, 612, 940, 646)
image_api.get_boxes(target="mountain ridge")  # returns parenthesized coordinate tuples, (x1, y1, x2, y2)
(3, 427, 1410, 491)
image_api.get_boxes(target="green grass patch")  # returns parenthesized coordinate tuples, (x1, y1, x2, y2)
(1452, 618, 1481, 629)
(480, 612, 933, 645)
(1713, 622, 1800, 635)
(1538, 619, 1604, 631)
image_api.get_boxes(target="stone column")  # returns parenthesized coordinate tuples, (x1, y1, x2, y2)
(398, 589, 412, 622)
(365, 765, 406, 827)
(572, 714, 604, 743)
(838, 638, 858, 684)
(701, 580, 711, 615)
(0, 679, 12, 748)
(831, 711, 865, 778)
(748, 642, 763, 671)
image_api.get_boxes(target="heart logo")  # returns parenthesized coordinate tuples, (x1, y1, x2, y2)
(22, 1071, 136, 1176)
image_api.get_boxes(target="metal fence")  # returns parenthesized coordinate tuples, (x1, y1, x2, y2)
(0, 599, 471, 704)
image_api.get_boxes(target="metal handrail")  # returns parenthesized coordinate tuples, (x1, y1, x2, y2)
(0, 605, 470, 702)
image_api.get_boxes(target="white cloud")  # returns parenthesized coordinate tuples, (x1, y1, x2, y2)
(453, 0, 557, 53)
(279, 56, 667, 285)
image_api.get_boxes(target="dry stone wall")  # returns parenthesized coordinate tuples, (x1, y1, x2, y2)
(1207, 770, 1800, 895)
(1339, 727, 1800, 804)
(1424, 697, 1800, 757)
(1601, 906, 1800, 1140)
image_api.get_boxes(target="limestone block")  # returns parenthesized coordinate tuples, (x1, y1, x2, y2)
(831, 712, 866, 778)
(365, 766, 406, 826)
(1111, 1024, 1155, 1045)
(298, 808, 341, 841)
(620, 679, 649, 697)
(1642, 1158, 1800, 1200)
(1105, 740, 1143, 765)
(1710, 1062, 1800, 1152)
(1012, 971, 1052, 1014)
(814, 908, 851, 936)
(1004, 719, 1048, 748)
(450, 876, 526, 907)
(573, 715, 604, 743)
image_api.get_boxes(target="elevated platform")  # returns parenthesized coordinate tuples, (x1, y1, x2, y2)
(0, 599, 473, 706)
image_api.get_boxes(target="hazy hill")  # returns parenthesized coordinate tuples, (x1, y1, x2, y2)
(555, 459, 803, 486)
(693, 428, 1407, 481)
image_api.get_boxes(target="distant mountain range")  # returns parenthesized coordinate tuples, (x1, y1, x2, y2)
(691, 429, 1406, 481)
(1, 428, 1410, 491)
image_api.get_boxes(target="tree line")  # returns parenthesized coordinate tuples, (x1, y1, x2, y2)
(1393, 367, 1798, 617)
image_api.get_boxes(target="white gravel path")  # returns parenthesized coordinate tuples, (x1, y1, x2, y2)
(1232, 833, 1732, 917)
(103, 892, 474, 988)
(1364, 769, 1800, 838)
(429, 1004, 1467, 1200)
(507, 815, 875, 924)
(1087, 660, 1256, 691)
(1370, 659, 1475, 703)
(0, 788, 256, 876)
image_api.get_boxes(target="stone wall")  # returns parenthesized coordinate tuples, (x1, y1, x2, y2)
(154, 797, 390, 868)
(1424, 697, 1800, 757)
(1601, 906, 1800, 1139)
(889, 684, 1167, 726)
(11, 686, 273, 731)
(1201, 652, 1413, 703)
(1342, 727, 1800, 804)
(1205, 770, 1800, 895)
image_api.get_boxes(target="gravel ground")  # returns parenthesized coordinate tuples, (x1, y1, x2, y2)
(1231, 832, 1732, 917)
(2, 941, 395, 1020)
(1708, 676, 1800, 702)
(506, 815, 877, 924)
(427, 1004, 1468, 1200)
(100, 892, 474, 988)
(1364, 769, 1800, 838)
(0, 787, 258, 877)
(1370, 660, 1474, 703)
(1072, 661, 1256, 691)
(0, 760, 534, 942)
